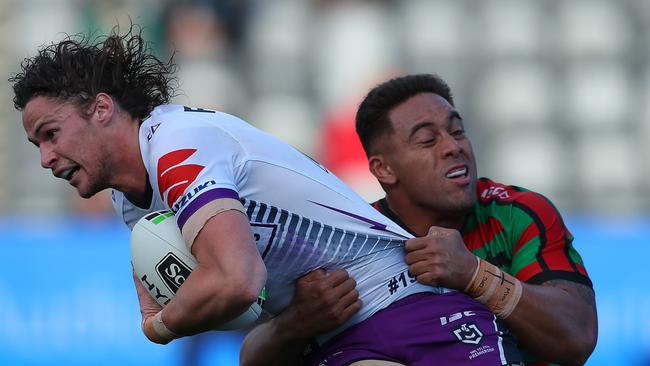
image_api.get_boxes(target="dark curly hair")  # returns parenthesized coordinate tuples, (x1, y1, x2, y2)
(9, 25, 177, 119)
(355, 73, 455, 156)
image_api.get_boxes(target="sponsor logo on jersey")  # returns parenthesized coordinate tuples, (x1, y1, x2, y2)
(440, 310, 476, 325)
(156, 252, 192, 294)
(158, 149, 205, 207)
(452, 322, 483, 345)
(480, 185, 511, 200)
(170, 179, 217, 214)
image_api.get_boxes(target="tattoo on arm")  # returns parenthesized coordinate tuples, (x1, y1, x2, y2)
(542, 279, 596, 307)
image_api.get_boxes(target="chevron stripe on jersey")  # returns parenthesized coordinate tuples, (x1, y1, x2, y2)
(242, 198, 405, 281)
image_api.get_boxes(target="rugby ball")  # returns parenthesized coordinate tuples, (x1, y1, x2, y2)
(130, 210, 265, 330)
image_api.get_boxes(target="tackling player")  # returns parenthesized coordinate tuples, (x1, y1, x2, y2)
(240, 74, 597, 366)
(10, 28, 523, 365)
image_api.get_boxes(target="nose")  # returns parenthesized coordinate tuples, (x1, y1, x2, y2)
(440, 132, 463, 158)
(39, 143, 58, 169)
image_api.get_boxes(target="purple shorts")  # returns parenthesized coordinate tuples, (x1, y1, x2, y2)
(303, 292, 522, 366)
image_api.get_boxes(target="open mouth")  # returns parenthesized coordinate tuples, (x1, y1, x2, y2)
(61, 167, 80, 181)
(446, 166, 468, 179)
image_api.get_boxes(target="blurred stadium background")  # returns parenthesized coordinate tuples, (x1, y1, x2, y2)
(1, 0, 649, 365)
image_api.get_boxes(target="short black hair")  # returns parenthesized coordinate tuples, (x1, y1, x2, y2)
(9, 24, 177, 119)
(355, 73, 454, 156)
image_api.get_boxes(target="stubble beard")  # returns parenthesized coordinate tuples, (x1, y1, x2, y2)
(442, 180, 477, 216)
(78, 158, 112, 199)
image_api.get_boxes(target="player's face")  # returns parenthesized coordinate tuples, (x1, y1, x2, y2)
(382, 92, 478, 215)
(22, 96, 112, 198)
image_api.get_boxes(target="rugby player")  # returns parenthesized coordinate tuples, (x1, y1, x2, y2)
(241, 74, 597, 366)
(11, 29, 523, 366)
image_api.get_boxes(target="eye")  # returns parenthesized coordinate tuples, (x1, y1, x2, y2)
(45, 129, 58, 140)
(451, 128, 465, 138)
(411, 126, 437, 146)
(415, 132, 436, 145)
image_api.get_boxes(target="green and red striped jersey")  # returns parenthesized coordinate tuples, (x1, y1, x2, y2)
(372, 177, 592, 366)
(466, 178, 590, 286)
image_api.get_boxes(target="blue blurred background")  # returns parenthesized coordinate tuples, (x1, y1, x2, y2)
(2, 216, 649, 365)
(1, 0, 649, 365)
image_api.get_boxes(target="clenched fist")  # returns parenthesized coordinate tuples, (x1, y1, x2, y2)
(404, 226, 478, 290)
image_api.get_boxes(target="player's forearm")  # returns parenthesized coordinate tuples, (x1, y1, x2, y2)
(461, 258, 596, 365)
(161, 264, 266, 336)
(240, 317, 307, 366)
(504, 281, 597, 366)
(160, 211, 268, 338)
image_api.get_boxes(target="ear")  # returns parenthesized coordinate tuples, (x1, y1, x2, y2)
(93, 93, 114, 123)
(369, 154, 397, 185)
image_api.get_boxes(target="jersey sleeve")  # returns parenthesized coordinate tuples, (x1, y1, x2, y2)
(144, 113, 247, 247)
(508, 190, 592, 287)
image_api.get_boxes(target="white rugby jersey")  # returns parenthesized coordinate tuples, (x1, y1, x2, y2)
(113, 105, 442, 342)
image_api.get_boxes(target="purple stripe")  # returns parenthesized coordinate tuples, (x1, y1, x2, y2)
(309, 200, 408, 238)
(177, 188, 240, 229)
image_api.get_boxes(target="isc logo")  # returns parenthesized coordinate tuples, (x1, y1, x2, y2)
(156, 252, 192, 294)
(440, 310, 476, 325)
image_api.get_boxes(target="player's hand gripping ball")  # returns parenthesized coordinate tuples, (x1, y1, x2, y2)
(130, 210, 265, 330)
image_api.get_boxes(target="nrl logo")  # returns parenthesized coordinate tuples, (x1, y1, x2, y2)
(453, 322, 483, 345)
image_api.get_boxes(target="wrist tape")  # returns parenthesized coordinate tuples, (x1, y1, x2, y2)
(149, 311, 179, 341)
(464, 257, 523, 319)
